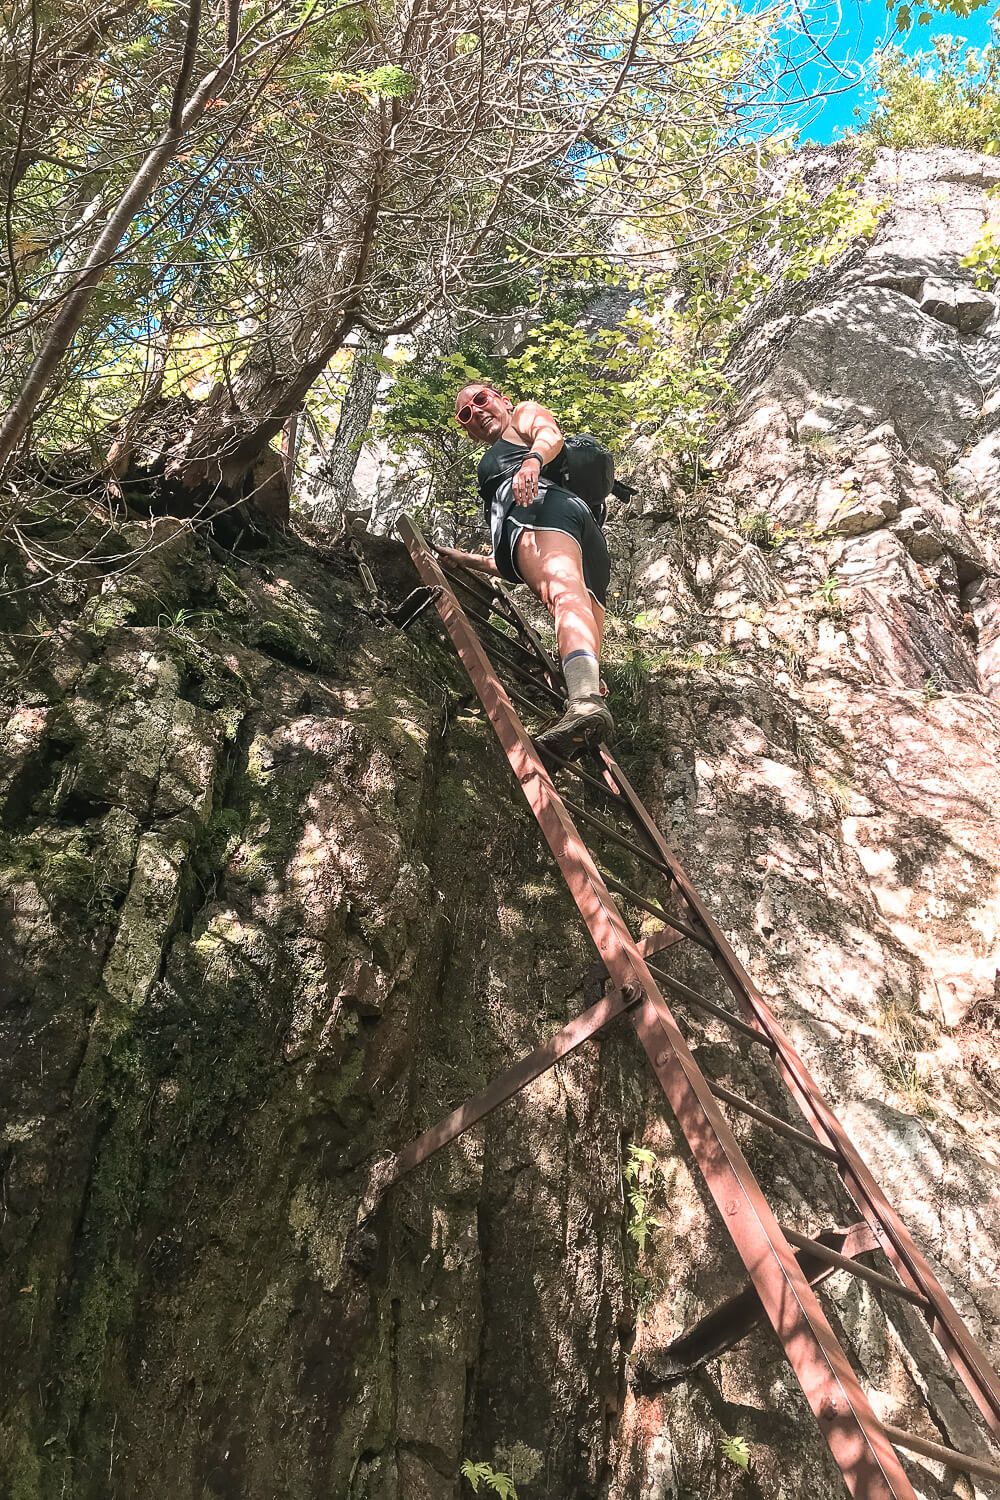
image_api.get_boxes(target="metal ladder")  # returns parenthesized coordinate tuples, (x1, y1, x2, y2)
(372, 514, 1000, 1499)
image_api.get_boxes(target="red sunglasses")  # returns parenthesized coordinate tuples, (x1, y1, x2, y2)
(456, 389, 492, 425)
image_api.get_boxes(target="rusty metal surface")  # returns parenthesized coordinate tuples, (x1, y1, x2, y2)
(881, 1424, 1000, 1485)
(780, 1227, 929, 1309)
(598, 870, 709, 946)
(399, 514, 923, 1500)
(532, 745, 623, 801)
(559, 794, 672, 875)
(390, 930, 684, 1181)
(707, 1081, 841, 1160)
(490, 577, 562, 680)
(638, 1224, 879, 1383)
(394, 986, 638, 1178)
(627, 994, 917, 1500)
(644, 960, 774, 1048)
(600, 748, 1000, 1440)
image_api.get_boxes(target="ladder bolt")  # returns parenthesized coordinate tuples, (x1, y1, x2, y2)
(821, 1399, 839, 1422)
(656, 1050, 670, 1066)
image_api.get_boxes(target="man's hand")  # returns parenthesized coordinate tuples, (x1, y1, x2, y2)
(512, 453, 541, 505)
(433, 544, 497, 575)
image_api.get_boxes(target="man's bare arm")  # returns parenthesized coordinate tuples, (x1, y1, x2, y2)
(434, 545, 499, 575)
(510, 400, 564, 502)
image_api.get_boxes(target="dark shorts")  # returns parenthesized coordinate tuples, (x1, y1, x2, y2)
(494, 484, 611, 608)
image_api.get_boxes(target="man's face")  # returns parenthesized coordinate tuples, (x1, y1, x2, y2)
(455, 385, 508, 445)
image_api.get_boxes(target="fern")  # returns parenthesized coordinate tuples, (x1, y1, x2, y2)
(623, 1144, 664, 1254)
(461, 1459, 519, 1497)
(720, 1434, 750, 1471)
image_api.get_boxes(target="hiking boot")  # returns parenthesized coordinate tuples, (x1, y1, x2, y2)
(535, 694, 614, 758)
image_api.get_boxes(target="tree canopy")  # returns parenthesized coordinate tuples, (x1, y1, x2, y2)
(0, 0, 860, 506)
(865, 25, 1000, 149)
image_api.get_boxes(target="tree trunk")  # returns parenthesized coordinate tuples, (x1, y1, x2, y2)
(311, 328, 385, 529)
(0, 0, 238, 471)
(280, 411, 300, 490)
(113, 150, 390, 529)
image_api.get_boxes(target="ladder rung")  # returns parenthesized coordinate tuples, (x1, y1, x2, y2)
(883, 1423, 1000, 1484)
(462, 601, 554, 671)
(600, 873, 710, 948)
(439, 561, 498, 603)
(646, 961, 774, 1048)
(491, 583, 562, 678)
(560, 797, 672, 877)
(537, 746, 624, 802)
(437, 576, 556, 701)
(476, 635, 564, 705)
(505, 679, 554, 722)
(709, 1082, 839, 1160)
(780, 1226, 930, 1308)
(465, 605, 551, 665)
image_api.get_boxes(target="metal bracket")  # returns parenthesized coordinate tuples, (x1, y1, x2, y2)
(384, 584, 443, 631)
(633, 1224, 879, 1387)
(347, 533, 442, 631)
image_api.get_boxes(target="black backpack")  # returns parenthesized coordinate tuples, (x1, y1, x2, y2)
(554, 434, 634, 526)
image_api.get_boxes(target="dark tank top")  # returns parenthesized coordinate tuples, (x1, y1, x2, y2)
(477, 435, 563, 557)
(476, 436, 560, 503)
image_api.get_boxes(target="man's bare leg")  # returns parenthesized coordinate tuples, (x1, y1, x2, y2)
(514, 529, 613, 750)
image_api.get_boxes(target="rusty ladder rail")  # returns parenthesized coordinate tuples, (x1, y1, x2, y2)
(380, 514, 1000, 1500)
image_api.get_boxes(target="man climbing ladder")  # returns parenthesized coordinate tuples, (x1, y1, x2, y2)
(375, 513, 1000, 1500)
(435, 381, 614, 756)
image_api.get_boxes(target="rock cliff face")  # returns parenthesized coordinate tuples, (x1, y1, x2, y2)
(1, 148, 998, 1500)
(619, 146, 1000, 1498)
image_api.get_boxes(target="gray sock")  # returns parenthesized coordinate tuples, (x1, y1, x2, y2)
(562, 649, 600, 701)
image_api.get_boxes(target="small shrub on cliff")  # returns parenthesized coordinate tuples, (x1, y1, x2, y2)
(865, 32, 1000, 151)
(156, 606, 224, 641)
(964, 203, 1000, 287)
(888, 1057, 937, 1118)
(814, 573, 846, 620)
(878, 997, 932, 1054)
(739, 510, 777, 548)
(738, 510, 797, 550)
(922, 670, 944, 702)
(775, 637, 806, 678)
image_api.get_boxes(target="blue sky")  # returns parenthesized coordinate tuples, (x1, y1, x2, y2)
(797, 1, 995, 141)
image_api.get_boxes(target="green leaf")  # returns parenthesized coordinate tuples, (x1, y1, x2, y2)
(721, 1435, 750, 1470)
(461, 1460, 518, 1498)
